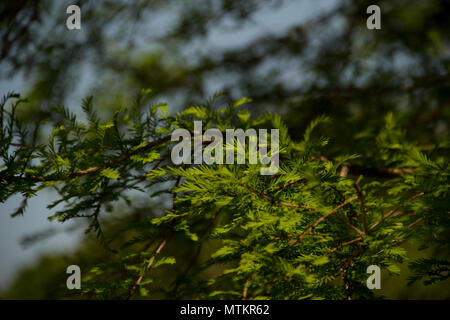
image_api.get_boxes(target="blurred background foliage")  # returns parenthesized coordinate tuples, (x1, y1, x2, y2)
(0, 0, 449, 298)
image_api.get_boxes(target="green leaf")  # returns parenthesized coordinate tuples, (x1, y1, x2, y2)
(387, 264, 401, 275)
(233, 97, 252, 109)
(153, 257, 176, 268)
(101, 168, 120, 179)
(237, 109, 251, 123)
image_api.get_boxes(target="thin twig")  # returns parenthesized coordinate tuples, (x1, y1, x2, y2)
(2, 135, 171, 183)
(330, 214, 365, 236)
(325, 237, 363, 256)
(369, 192, 425, 232)
(126, 232, 173, 300)
(241, 184, 317, 211)
(353, 183, 368, 233)
(341, 245, 363, 300)
(242, 278, 250, 300)
(126, 171, 184, 300)
(289, 197, 357, 246)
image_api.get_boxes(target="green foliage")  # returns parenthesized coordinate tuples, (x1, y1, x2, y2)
(1, 91, 448, 299)
(409, 258, 450, 286)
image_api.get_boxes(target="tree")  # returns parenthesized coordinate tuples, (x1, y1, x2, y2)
(1, 89, 448, 299)
(0, 0, 449, 299)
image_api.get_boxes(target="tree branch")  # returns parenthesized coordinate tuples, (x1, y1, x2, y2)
(1, 135, 171, 183)
(289, 197, 358, 246)
(353, 183, 368, 234)
(369, 192, 425, 232)
(126, 231, 173, 300)
(241, 183, 317, 211)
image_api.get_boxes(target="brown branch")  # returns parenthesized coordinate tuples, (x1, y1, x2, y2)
(242, 278, 250, 300)
(353, 183, 368, 234)
(269, 178, 306, 195)
(127, 170, 184, 300)
(369, 192, 425, 232)
(126, 232, 173, 300)
(341, 245, 363, 300)
(241, 183, 317, 211)
(289, 197, 357, 246)
(326, 237, 363, 256)
(297, 236, 364, 273)
(330, 214, 365, 237)
(273, 232, 332, 241)
(345, 165, 415, 178)
(309, 156, 415, 178)
(72, 135, 171, 178)
(406, 217, 424, 230)
(140, 228, 166, 253)
(2, 135, 171, 183)
(269, 235, 364, 297)
(339, 163, 350, 177)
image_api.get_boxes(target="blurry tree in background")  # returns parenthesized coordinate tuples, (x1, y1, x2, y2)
(0, 0, 449, 299)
